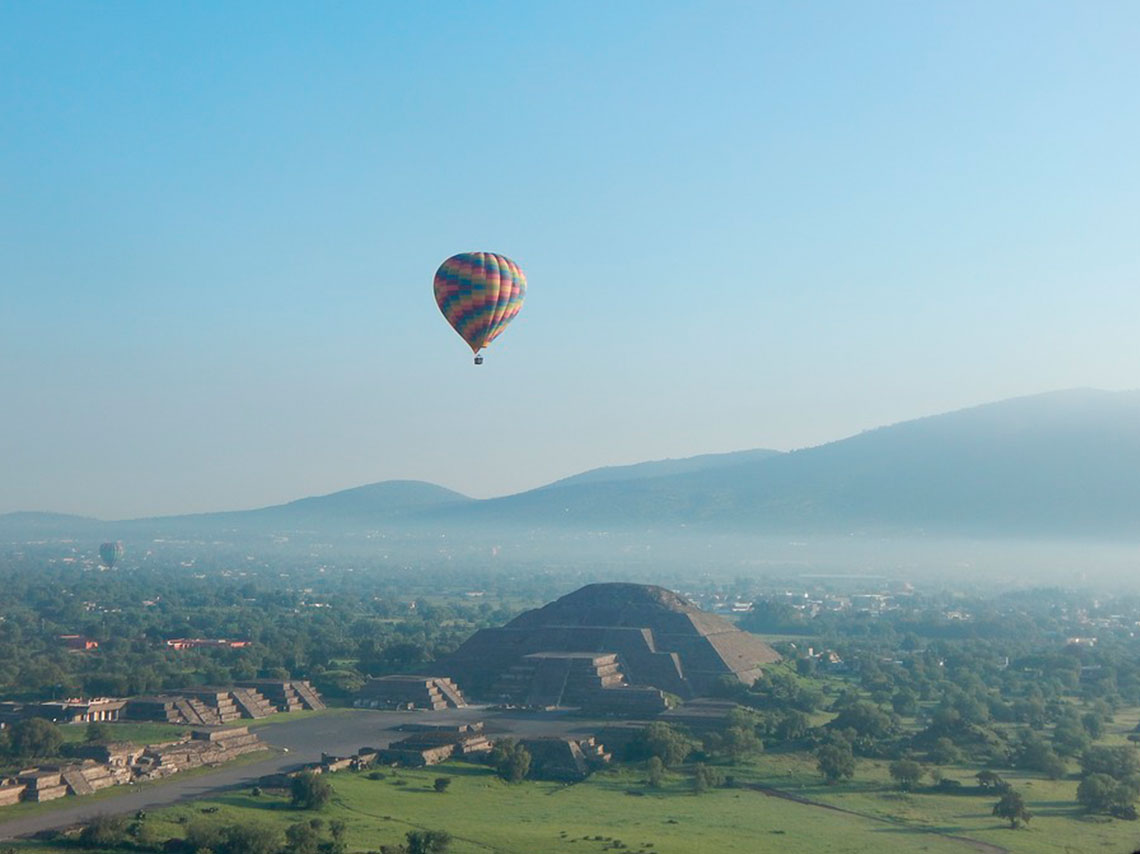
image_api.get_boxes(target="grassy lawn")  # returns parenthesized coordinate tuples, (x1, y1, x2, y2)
(734, 749, 1140, 854)
(234, 707, 348, 729)
(12, 704, 1140, 854)
(13, 762, 989, 854)
(59, 721, 190, 745)
(12, 749, 1140, 854)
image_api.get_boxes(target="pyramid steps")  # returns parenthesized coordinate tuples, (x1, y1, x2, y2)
(433, 677, 467, 708)
(230, 687, 276, 719)
(291, 680, 325, 710)
(60, 767, 94, 797)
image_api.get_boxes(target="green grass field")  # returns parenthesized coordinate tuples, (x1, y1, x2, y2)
(111, 763, 979, 854)
(59, 721, 190, 745)
(12, 750, 1140, 854)
(11, 700, 1140, 854)
(732, 749, 1140, 854)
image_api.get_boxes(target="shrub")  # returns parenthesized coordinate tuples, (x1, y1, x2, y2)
(78, 815, 128, 848)
(291, 771, 333, 810)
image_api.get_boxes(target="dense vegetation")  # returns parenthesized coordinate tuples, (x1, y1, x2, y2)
(8, 542, 1140, 851)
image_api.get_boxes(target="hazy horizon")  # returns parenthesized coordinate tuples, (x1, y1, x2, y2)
(4, 2, 1138, 518)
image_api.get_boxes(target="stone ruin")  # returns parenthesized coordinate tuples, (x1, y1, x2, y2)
(0, 727, 265, 805)
(312, 723, 614, 783)
(518, 736, 611, 782)
(374, 722, 493, 766)
(355, 675, 467, 710)
(437, 583, 780, 712)
(122, 680, 324, 727)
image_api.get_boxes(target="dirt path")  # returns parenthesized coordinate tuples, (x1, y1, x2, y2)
(747, 784, 1010, 854)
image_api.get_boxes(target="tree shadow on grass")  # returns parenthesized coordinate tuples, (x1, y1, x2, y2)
(871, 824, 973, 836)
(1030, 803, 1084, 818)
(424, 763, 496, 778)
(206, 794, 293, 812)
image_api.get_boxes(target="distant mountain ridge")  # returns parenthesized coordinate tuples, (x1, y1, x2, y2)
(5, 389, 1140, 539)
(540, 449, 782, 490)
(458, 388, 1140, 536)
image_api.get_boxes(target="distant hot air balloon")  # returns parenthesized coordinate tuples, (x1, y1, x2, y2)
(434, 252, 526, 364)
(99, 541, 124, 569)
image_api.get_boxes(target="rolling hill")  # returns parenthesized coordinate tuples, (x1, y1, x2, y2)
(5, 389, 1140, 540)
(438, 389, 1140, 536)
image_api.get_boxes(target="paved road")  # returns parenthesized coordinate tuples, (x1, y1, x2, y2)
(0, 707, 605, 841)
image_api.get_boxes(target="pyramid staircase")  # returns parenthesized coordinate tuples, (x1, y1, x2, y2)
(494, 653, 630, 708)
(357, 676, 466, 710)
(171, 697, 216, 726)
(235, 680, 325, 713)
(291, 680, 326, 710)
(433, 677, 467, 708)
(230, 686, 277, 719)
(60, 767, 94, 797)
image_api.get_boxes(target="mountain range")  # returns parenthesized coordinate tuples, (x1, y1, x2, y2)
(5, 389, 1140, 540)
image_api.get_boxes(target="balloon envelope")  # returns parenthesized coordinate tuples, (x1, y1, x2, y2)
(99, 541, 124, 568)
(434, 252, 526, 355)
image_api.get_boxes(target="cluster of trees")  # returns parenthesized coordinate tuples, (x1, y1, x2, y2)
(75, 814, 349, 854)
(624, 718, 762, 793)
(0, 717, 63, 762)
(1074, 745, 1140, 819)
(0, 557, 529, 703)
(705, 586, 1140, 823)
(74, 775, 456, 854)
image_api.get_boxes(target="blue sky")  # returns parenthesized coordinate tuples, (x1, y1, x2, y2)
(2, 1, 1138, 518)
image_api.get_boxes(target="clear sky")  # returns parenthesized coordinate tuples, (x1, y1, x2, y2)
(2, 1, 1138, 519)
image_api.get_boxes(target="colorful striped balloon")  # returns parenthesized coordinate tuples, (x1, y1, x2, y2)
(434, 252, 526, 360)
(99, 541, 124, 568)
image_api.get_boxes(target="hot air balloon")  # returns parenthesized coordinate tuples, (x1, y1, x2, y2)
(434, 252, 526, 364)
(99, 541, 124, 569)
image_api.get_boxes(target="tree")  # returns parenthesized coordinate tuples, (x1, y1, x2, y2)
(1077, 773, 1139, 816)
(433, 777, 452, 793)
(1077, 773, 1118, 813)
(78, 815, 127, 848)
(1052, 719, 1090, 757)
(773, 710, 811, 741)
(8, 718, 62, 758)
(324, 818, 348, 854)
(992, 789, 1032, 828)
(975, 770, 1007, 792)
(184, 820, 224, 853)
(816, 743, 856, 784)
(221, 822, 281, 854)
(1014, 730, 1066, 779)
(647, 756, 665, 788)
(285, 821, 320, 854)
(1080, 745, 1140, 780)
(1082, 710, 1106, 740)
(888, 759, 923, 791)
(84, 721, 111, 744)
(632, 723, 694, 767)
(828, 702, 895, 741)
(721, 725, 763, 762)
(692, 762, 724, 794)
(891, 688, 919, 716)
(290, 771, 332, 810)
(490, 740, 531, 783)
(928, 737, 962, 766)
(1040, 751, 1068, 780)
(406, 829, 451, 854)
